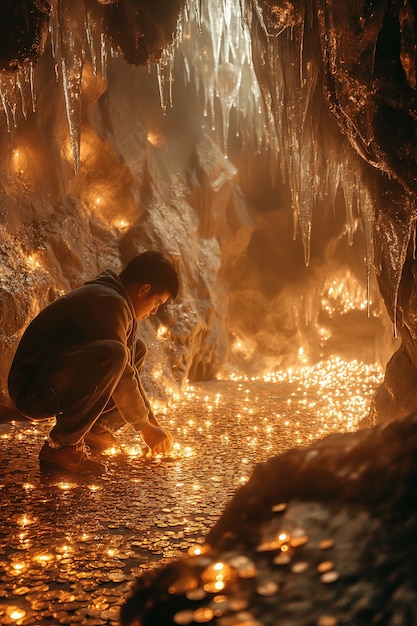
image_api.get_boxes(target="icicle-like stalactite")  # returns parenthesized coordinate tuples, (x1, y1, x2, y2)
(156, 45, 175, 112)
(248, 2, 322, 265)
(375, 204, 415, 339)
(0, 72, 20, 131)
(173, 0, 383, 308)
(334, 153, 376, 314)
(217, 61, 242, 156)
(244, 0, 381, 288)
(207, 0, 224, 82)
(356, 181, 376, 315)
(0, 63, 37, 131)
(55, 0, 87, 174)
(177, 0, 265, 156)
(85, 3, 107, 79)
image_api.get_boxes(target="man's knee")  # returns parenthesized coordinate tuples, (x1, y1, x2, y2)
(94, 340, 129, 372)
(15, 384, 60, 420)
(9, 340, 129, 419)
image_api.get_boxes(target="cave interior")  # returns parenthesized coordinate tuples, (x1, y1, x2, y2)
(1, 1, 417, 625)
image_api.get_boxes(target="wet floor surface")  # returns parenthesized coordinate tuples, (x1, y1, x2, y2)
(0, 358, 382, 625)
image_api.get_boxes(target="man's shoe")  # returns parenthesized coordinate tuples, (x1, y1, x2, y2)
(39, 440, 106, 475)
(84, 427, 118, 453)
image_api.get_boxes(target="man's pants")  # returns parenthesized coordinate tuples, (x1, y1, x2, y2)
(10, 339, 150, 446)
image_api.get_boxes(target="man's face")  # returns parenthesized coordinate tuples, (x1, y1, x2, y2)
(134, 284, 170, 320)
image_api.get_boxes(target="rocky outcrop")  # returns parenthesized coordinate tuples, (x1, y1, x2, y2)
(120, 414, 417, 625)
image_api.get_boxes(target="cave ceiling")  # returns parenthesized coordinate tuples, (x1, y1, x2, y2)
(3, 1, 416, 196)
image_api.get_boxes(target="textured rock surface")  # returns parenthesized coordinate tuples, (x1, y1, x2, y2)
(120, 415, 417, 625)
(251, 0, 417, 423)
(314, 0, 417, 423)
(0, 52, 250, 414)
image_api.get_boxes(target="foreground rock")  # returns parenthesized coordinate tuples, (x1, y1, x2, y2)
(121, 415, 417, 625)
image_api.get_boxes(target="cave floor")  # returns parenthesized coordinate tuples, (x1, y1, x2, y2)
(0, 357, 382, 626)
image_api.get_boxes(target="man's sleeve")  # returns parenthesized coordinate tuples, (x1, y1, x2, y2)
(111, 362, 150, 432)
(84, 295, 151, 432)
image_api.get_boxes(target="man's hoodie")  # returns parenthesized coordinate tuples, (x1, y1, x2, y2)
(8, 270, 149, 431)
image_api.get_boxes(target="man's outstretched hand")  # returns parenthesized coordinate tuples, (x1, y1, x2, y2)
(140, 422, 173, 456)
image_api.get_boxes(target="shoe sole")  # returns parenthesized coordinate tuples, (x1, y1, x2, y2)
(39, 458, 106, 476)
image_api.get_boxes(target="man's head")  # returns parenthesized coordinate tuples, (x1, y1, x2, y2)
(120, 251, 179, 320)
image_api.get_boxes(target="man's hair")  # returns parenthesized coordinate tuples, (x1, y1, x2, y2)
(119, 251, 179, 299)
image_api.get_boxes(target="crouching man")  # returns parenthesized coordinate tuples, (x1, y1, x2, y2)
(8, 251, 179, 476)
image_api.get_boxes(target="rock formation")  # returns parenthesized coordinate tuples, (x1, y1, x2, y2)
(120, 412, 417, 625)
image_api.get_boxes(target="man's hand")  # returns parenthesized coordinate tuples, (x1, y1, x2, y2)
(140, 422, 173, 456)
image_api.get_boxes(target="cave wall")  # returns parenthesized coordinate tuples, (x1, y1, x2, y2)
(247, 0, 417, 424)
(315, 0, 417, 423)
(0, 39, 258, 415)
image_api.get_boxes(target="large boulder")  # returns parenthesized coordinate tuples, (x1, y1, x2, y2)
(120, 414, 417, 625)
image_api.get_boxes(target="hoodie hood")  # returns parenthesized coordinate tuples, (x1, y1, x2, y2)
(85, 269, 136, 320)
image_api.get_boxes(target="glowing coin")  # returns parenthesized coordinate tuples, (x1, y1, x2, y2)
(320, 570, 340, 584)
(291, 561, 309, 574)
(271, 503, 287, 512)
(317, 561, 334, 573)
(256, 580, 280, 596)
(317, 616, 338, 626)
(273, 553, 291, 566)
(173, 609, 195, 624)
(193, 607, 215, 622)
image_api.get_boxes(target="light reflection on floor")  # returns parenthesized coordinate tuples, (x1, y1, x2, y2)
(0, 357, 382, 625)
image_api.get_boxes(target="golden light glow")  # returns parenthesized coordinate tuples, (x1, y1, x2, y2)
(88, 484, 102, 492)
(7, 607, 26, 620)
(321, 272, 370, 316)
(11, 561, 26, 572)
(113, 218, 130, 230)
(277, 531, 290, 544)
(56, 544, 72, 554)
(188, 543, 210, 556)
(201, 561, 232, 593)
(126, 445, 142, 458)
(147, 131, 165, 147)
(201, 561, 233, 584)
(57, 481, 77, 490)
(11, 147, 27, 175)
(103, 446, 119, 457)
(17, 514, 36, 527)
(27, 253, 42, 270)
(33, 552, 54, 564)
(157, 325, 168, 339)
